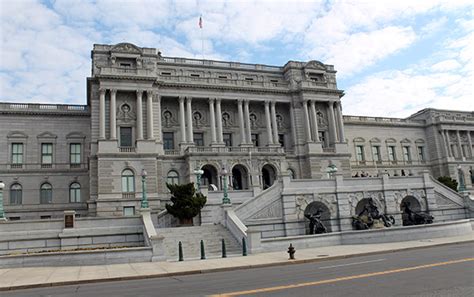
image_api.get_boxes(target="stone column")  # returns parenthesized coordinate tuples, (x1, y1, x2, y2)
(443, 130, 452, 157)
(302, 100, 312, 142)
(179, 96, 186, 143)
(186, 97, 193, 143)
(468, 131, 473, 158)
(309, 100, 319, 142)
(146, 90, 154, 140)
(136, 90, 144, 140)
(99, 88, 106, 140)
(456, 130, 462, 158)
(264, 101, 273, 145)
(289, 103, 297, 148)
(156, 95, 162, 142)
(244, 100, 252, 144)
(335, 102, 346, 143)
(270, 101, 279, 144)
(216, 99, 224, 143)
(238, 99, 246, 145)
(109, 89, 117, 140)
(209, 98, 217, 144)
(327, 101, 337, 145)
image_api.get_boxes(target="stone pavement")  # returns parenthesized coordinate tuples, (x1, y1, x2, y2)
(0, 232, 473, 291)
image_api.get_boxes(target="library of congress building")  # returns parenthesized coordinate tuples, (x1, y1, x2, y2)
(0, 43, 472, 220)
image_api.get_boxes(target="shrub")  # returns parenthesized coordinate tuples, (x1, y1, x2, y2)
(165, 183, 207, 222)
(437, 176, 458, 192)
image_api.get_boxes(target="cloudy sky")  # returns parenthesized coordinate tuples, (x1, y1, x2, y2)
(0, 0, 472, 117)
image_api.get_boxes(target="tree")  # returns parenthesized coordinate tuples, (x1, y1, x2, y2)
(165, 183, 207, 225)
(437, 176, 458, 192)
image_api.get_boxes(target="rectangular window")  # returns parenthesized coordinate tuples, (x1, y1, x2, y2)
(278, 134, 285, 147)
(70, 143, 81, 165)
(163, 132, 174, 150)
(223, 133, 232, 147)
(461, 145, 467, 158)
(356, 145, 365, 161)
(120, 127, 133, 147)
(388, 146, 396, 161)
(194, 133, 204, 147)
(372, 146, 381, 162)
(40, 215, 52, 220)
(41, 143, 53, 164)
(123, 206, 135, 216)
(11, 143, 23, 164)
(318, 131, 326, 146)
(417, 146, 425, 161)
(251, 134, 259, 147)
(403, 146, 411, 161)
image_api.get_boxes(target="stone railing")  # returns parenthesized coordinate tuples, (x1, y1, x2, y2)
(98, 67, 155, 77)
(0, 162, 88, 170)
(0, 102, 89, 114)
(343, 115, 425, 125)
(160, 57, 282, 72)
(185, 146, 285, 154)
(159, 75, 289, 90)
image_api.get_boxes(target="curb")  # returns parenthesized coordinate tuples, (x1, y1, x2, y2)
(1, 239, 473, 292)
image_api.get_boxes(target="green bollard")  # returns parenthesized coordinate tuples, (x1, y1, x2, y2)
(200, 240, 206, 260)
(242, 237, 247, 256)
(178, 241, 184, 261)
(221, 238, 227, 258)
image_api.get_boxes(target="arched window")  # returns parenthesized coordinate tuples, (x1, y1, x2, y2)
(40, 183, 52, 204)
(167, 170, 179, 185)
(69, 182, 81, 203)
(10, 183, 22, 205)
(121, 169, 135, 193)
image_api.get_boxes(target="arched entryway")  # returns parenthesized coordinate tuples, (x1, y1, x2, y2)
(201, 164, 218, 190)
(231, 164, 249, 190)
(304, 201, 331, 234)
(261, 164, 277, 189)
(400, 195, 422, 226)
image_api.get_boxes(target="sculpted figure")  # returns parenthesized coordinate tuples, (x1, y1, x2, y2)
(305, 208, 327, 234)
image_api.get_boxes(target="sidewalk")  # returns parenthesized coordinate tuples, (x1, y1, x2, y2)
(0, 232, 473, 291)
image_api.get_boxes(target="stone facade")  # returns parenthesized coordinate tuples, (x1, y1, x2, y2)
(0, 42, 473, 220)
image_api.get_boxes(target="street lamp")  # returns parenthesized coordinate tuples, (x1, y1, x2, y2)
(457, 165, 466, 192)
(0, 181, 5, 220)
(193, 167, 204, 192)
(141, 169, 149, 209)
(221, 167, 231, 204)
(326, 163, 338, 178)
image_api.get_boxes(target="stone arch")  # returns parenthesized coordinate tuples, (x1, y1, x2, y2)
(231, 164, 249, 190)
(261, 163, 277, 189)
(303, 201, 331, 233)
(201, 164, 219, 190)
(355, 197, 383, 217)
(400, 195, 422, 225)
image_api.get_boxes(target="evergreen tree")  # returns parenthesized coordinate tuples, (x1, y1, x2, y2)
(437, 176, 458, 192)
(165, 183, 207, 221)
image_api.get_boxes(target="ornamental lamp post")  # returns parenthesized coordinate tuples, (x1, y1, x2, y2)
(193, 167, 204, 192)
(457, 165, 466, 192)
(141, 169, 149, 209)
(221, 167, 231, 204)
(0, 181, 5, 220)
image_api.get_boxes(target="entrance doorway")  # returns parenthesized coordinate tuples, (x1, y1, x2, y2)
(261, 164, 277, 189)
(231, 164, 249, 190)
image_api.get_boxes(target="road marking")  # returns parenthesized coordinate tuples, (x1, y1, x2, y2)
(208, 257, 474, 297)
(318, 258, 386, 269)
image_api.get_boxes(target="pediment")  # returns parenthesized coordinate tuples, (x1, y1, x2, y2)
(37, 131, 57, 139)
(353, 137, 366, 143)
(369, 137, 381, 143)
(414, 138, 425, 144)
(304, 60, 326, 71)
(7, 131, 28, 139)
(66, 132, 86, 139)
(385, 138, 396, 143)
(400, 138, 411, 143)
(111, 43, 142, 54)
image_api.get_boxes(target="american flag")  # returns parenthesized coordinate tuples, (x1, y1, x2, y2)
(199, 15, 202, 29)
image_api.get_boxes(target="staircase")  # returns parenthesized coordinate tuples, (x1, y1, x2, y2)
(157, 224, 242, 260)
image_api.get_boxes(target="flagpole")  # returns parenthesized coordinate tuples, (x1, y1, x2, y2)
(199, 15, 204, 60)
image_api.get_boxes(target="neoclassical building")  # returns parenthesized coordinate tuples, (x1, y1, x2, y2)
(0, 43, 473, 221)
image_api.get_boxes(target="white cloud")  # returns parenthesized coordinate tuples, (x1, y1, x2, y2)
(431, 59, 461, 71)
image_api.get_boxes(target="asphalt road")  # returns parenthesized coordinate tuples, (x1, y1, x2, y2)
(3, 242, 473, 297)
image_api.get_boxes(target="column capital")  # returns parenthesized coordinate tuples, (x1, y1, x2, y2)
(136, 89, 144, 97)
(99, 88, 106, 95)
(309, 100, 316, 106)
(146, 89, 154, 96)
(216, 98, 222, 103)
(327, 101, 335, 107)
(264, 100, 270, 106)
(237, 98, 244, 104)
(186, 96, 192, 103)
(209, 98, 216, 103)
(270, 100, 276, 106)
(178, 96, 185, 103)
(110, 89, 117, 95)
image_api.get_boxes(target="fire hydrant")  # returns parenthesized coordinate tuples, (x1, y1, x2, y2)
(287, 243, 295, 260)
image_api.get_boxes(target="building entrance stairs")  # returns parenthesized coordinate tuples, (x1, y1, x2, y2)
(156, 224, 242, 260)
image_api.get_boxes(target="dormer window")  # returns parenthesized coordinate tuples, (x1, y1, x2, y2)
(308, 72, 324, 82)
(120, 63, 131, 67)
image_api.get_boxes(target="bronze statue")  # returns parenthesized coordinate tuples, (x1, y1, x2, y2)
(352, 198, 395, 230)
(305, 208, 327, 234)
(401, 201, 434, 225)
